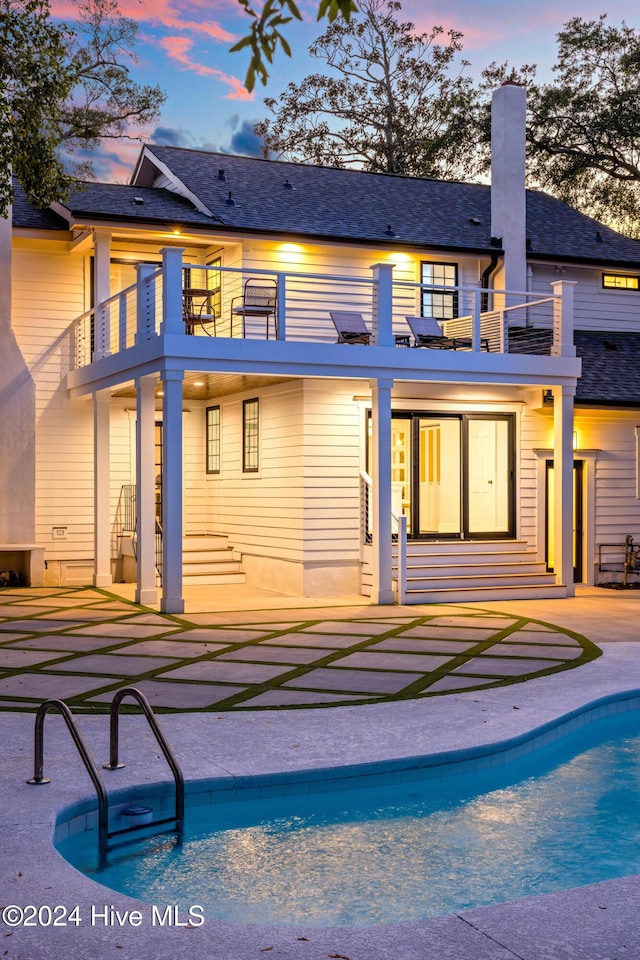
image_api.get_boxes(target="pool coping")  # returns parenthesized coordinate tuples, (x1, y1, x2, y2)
(4, 641, 640, 959)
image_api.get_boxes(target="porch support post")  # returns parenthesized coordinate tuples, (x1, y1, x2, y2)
(135, 375, 158, 606)
(370, 377, 394, 604)
(550, 280, 577, 358)
(160, 369, 184, 614)
(160, 247, 185, 336)
(553, 384, 575, 596)
(93, 229, 112, 360)
(370, 263, 395, 347)
(93, 389, 112, 587)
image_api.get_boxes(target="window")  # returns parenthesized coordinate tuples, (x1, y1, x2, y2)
(603, 273, 640, 290)
(243, 398, 259, 473)
(206, 406, 221, 474)
(421, 262, 459, 319)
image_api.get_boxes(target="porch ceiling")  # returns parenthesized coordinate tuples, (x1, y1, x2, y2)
(111, 371, 295, 401)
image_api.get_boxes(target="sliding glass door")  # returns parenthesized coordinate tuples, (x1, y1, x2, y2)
(369, 412, 514, 539)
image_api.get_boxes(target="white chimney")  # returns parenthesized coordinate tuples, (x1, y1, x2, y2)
(491, 82, 527, 296)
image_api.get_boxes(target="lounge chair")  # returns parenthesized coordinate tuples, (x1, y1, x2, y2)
(330, 311, 371, 344)
(330, 312, 412, 346)
(406, 316, 489, 351)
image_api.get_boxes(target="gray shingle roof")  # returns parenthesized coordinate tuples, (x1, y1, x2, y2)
(11, 182, 69, 230)
(12, 146, 640, 268)
(510, 327, 640, 405)
(11, 180, 215, 229)
(143, 146, 640, 266)
(575, 331, 640, 405)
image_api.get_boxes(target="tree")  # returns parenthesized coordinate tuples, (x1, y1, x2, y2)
(254, 0, 481, 180)
(1, 0, 74, 215)
(232, 0, 358, 92)
(482, 16, 640, 235)
(528, 16, 640, 235)
(1, 0, 165, 217)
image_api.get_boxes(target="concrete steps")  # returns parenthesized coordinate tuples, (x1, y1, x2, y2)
(182, 535, 246, 586)
(361, 539, 566, 603)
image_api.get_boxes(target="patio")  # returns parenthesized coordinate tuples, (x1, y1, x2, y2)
(1, 586, 639, 959)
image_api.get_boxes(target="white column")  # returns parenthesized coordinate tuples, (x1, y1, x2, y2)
(161, 369, 184, 613)
(135, 375, 158, 606)
(160, 247, 185, 336)
(93, 389, 112, 587)
(135, 262, 157, 345)
(370, 263, 395, 347)
(550, 280, 577, 358)
(553, 384, 575, 596)
(93, 229, 112, 359)
(370, 378, 394, 604)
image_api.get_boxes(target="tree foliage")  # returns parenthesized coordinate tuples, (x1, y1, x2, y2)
(1, 0, 74, 214)
(232, 0, 358, 92)
(255, 0, 481, 180)
(0, 0, 165, 217)
(482, 16, 640, 235)
(529, 16, 640, 234)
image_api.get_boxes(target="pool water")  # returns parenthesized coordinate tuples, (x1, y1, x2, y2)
(58, 708, 640, 926)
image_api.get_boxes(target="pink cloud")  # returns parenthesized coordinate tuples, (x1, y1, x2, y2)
(159, 35, 254, 100)
(50, 0, 237, 44)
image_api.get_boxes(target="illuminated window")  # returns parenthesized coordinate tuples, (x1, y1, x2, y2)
(421, 262, 459, 319)
(603, 273, 640, 290)
(206, 406, 221, 474)
(243, 398, 259, 473)
(206, 255, 222, 316)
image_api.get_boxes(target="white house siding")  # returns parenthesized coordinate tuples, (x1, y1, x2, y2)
(183, 400, 207, 535)
(301, 379, 362, 595)
(201, 377, 363, 596)
(204, 380, 305, 594)
(529, 263, 640, 333)
(574, 409, 640, 582)
(12, 240, 94, 582)
(517, 396, 552, 550)
(230, 239, 484, 344)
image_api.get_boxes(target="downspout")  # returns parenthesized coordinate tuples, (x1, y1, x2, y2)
(481, 249, 500, 312)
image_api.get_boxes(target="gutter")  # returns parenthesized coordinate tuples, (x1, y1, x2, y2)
(481, 249, 501, 311)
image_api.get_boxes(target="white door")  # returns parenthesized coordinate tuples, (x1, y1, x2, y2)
(467, 419, 509, 534)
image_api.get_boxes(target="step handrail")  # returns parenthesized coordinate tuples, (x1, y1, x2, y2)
(27, 699, 109, 860)
(104, 687, 184, 828)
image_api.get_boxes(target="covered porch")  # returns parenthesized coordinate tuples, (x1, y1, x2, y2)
(66, 249, 581, 613)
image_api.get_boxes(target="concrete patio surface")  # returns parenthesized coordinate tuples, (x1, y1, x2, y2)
(2, 584, 640, 959)
(0, 585, 603, 713)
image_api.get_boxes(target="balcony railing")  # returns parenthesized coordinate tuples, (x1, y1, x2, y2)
(72, 248, 575, 368)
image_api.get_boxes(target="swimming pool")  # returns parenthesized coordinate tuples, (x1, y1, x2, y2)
(56, 700, 640, 927)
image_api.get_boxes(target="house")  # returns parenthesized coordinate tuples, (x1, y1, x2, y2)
(3, 82, 640, 613)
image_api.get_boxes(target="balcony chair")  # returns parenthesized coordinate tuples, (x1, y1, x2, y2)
(182, 288, 217, 336)
(230, 278, 278, 339)
(406, 316, 489, 351)
(330, 311, 371, 344)
(330, 311, 411, 346)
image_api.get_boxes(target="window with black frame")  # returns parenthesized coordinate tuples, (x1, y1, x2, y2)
(242, 398, 259, 473)
(206, 405, 221, 474)
(421, 262, 459, 319)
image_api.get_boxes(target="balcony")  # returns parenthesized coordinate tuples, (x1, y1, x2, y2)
(68, 249, 579, 394)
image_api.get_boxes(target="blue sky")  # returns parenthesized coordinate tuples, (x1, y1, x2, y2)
(50, 0, 639, 180)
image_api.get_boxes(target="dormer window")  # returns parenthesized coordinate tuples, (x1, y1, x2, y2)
(603, 273, 639, 290)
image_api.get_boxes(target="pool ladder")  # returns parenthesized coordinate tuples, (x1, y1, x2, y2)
(27, 687, 185, 863)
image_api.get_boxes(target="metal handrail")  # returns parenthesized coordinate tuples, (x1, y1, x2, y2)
(27, 699, 109, 861)
(104, 687, 184, 832)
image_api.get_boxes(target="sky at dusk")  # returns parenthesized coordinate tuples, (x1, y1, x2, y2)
(49, 0, 639, 181)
